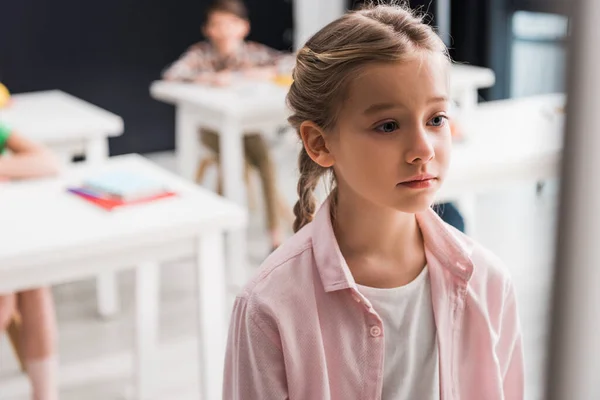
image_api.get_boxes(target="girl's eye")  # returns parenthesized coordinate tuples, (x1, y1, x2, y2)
(428, 115, 448, 127)
(375, 121, 399, 133)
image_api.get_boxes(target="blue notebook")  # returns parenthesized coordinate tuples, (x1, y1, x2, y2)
(83, 171, 168, 202)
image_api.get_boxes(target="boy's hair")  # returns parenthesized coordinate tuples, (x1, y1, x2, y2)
(286, 3, 449, 233)
(205, 0, 249, 23)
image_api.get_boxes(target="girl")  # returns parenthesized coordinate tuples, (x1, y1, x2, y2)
(0, 121, 60, 400)
(224, 4, 524, 400)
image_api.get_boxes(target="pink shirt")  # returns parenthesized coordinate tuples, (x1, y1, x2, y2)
(224, 199, 524, 399)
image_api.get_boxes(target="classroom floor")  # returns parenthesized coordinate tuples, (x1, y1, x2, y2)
(0, 146, 559, 400)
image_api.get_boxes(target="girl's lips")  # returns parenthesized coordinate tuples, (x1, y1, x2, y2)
(398, 178, 436, 189)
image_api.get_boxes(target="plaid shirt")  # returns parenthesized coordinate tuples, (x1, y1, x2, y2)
(162, 41, 284, 81)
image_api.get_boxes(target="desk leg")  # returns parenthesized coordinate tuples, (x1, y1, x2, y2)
(85, 137, 110, 164)
(96, 274, 119, 319)
(456, 88, 479, 112)
(84, 138, 121, 319)
(196, 233, 227, 400)
(219, 122, 249, 289)
(219, 120, 246, 206)
(135, 261, 160, 400)
(176, 107, 202, 182)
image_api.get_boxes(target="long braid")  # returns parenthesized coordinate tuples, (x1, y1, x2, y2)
(293, 148, 326, 233)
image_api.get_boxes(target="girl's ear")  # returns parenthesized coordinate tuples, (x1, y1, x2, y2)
(299, 121, 335, 168)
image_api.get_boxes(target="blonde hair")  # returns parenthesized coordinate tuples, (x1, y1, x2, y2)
(287, 2, 449, 233)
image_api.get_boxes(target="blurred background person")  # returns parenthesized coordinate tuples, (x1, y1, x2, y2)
(0, 121, 60, 400)
(163, 0, 288, 251)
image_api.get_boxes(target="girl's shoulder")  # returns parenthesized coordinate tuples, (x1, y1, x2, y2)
(237, 223, 318, 305)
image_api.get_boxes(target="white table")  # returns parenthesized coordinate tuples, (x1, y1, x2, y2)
(0, 90, 123, 164)
(0, 154, 246, 400)
(438, 93, 565, 228)
(0, 90, 125, 318)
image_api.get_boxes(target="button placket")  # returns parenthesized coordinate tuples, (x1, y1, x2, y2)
(350, 289, 383, 339)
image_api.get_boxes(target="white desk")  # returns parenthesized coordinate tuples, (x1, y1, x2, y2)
(150, 80, 287, 190)
(438, 93, 565, 228)
(0, 90, 123, 163)
(0, 154, 246, 400)
(0, 90, 125, 318)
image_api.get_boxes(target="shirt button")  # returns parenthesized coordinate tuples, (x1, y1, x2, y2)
(369, 326, 382, 337)
(351, 294, 361, 303)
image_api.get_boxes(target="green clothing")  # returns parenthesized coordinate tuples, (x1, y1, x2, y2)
(0, 122, 11, 154)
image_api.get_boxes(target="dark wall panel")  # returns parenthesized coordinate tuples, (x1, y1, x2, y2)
(0, 0, 293, 155)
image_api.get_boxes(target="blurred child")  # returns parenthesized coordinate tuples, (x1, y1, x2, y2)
(163, 0, 286, 249)
(0, 121, 60, 400)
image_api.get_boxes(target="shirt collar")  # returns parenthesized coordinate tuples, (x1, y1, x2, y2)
(311, 198, 474, 293)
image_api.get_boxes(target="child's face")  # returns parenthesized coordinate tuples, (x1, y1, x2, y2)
(203, 11, 249, 51)
(327, 54, 451, 213)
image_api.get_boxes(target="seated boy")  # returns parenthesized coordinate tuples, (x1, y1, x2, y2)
(163, 0, 286, 250)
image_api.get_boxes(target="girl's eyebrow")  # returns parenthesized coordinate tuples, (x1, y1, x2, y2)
(363, 96, 448, 115)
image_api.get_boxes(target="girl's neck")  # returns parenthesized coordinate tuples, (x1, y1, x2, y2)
(332, 190, 427, 288)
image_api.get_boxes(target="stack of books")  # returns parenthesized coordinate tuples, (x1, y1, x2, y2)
(68, 170, 176, 211)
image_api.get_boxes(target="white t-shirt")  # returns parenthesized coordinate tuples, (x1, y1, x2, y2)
(357, 266, 440, 400)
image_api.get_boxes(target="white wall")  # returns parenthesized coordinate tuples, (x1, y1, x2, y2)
(293, 0, 346, 50)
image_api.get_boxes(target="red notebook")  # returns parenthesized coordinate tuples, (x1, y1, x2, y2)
(68, 187, 177, 211)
